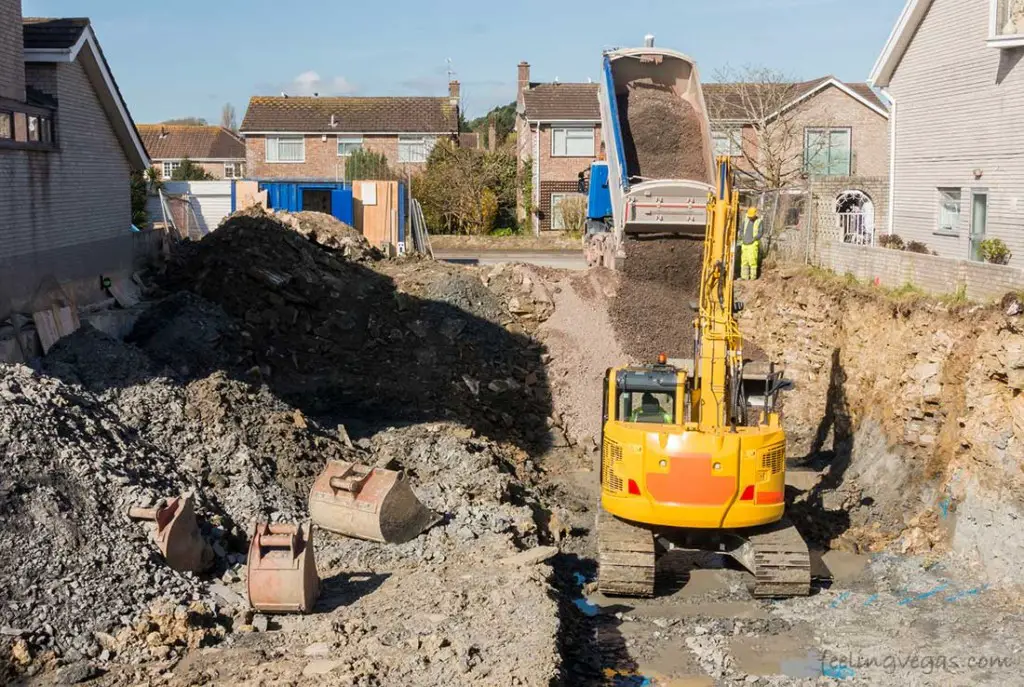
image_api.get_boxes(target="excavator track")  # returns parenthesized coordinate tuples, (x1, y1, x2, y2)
(596, 507, 656, 597)
(739, 518, 811, 598)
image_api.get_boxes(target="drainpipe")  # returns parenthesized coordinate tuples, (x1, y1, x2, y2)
(881, 87, 896, 241)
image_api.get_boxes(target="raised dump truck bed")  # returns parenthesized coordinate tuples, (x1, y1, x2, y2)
(585, 44, 716, 268)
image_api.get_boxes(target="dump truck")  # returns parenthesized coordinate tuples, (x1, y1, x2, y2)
(583, 36, 716, 269)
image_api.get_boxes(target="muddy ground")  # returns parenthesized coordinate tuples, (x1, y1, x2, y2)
(3, 209, 1023, 685)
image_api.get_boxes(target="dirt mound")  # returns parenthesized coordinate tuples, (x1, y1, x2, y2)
(610, 238, 705, 361)
(619, 81, 708, 181)
(157, 212, 552, 446)
(0, 364, 204, 662)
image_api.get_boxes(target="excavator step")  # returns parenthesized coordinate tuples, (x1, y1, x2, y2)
(596, 507, 656, 598)
(742, 518, 812, 598)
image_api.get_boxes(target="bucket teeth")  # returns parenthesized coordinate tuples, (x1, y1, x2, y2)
(309, 460, 439, 544)
(128, 493, 213, 573)
(247, 522, 320, 614)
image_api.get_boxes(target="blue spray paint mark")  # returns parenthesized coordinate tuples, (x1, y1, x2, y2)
(939, 496, 951, 519)
(574, 598, 600, 617)
(897, 583, 950, 606)
(830, 591, 852, 609)
(822, 663, 857, 680)
(573, 572, 587, 588)
(862, 594, 879, 606)
(612, 674, 653, 687)
(945, 584, 989, 602)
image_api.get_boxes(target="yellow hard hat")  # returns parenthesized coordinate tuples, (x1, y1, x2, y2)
(747, 207, 759, 218)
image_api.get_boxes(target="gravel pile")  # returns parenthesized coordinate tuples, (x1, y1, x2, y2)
(0, 364, 204, 661)
(619, 80, 708, 182)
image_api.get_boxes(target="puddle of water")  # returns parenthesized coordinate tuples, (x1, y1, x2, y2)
(820, 550, 871, 586)
(732, 632, 812, 677)
(620, 600, 769, 620)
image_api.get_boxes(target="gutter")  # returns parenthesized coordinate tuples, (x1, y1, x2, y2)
(880, 87, 896, 238)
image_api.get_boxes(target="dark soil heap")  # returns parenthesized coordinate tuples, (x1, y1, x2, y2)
(156, 211, 552, 446)
(618, 80, 708, 182)
(610, 238, 705, 362)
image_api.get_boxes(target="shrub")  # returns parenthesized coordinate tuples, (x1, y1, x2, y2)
(555, 195, 588, 237)
(980, 238, 1012, 265)
(345, 148, 394, 181)
(878, 234, 905, 250)
(491, 227, 519, 237)
(905, 241, 931, 254)
(171, 156, 214, 181)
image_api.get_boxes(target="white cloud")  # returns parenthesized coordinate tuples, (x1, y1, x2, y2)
(288, 71, 357, 96)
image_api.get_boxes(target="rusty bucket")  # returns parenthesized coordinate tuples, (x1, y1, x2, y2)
(247, 522, 320, 614)
(309, 461, 439, 544)
(128, 494, 213, 573)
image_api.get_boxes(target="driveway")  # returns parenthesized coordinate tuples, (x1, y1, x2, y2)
(434, 250, 587, 270)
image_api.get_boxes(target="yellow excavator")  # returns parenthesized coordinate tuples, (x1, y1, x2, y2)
(597, 156, 811, 598)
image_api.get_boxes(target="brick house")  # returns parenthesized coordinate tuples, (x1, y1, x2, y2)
(0, 4, 149, 324)
(515, 62, 602, 233)
(705, 76, 891, 244)
(869, 0, 1024, 267)
(138, 124, 245, 180)
(239, 83, 460, 181)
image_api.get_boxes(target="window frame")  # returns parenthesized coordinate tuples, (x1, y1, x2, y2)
(551, 126, 596, 158)
(803, 127, 852, 177)
(0, 110, 12, 140)
(550, 192, 587, 231)
(397, 135, 436, 164)
(223, 161, 244, 179)
(337, 135, 364, 157)
(989, 0, 1024, 47)
(162, 160, 182, 180)
(266, 135, 306, 163)
(0, 98, 56, 151)
(936, 187, 963, 236)
(712, 127, 742, 158)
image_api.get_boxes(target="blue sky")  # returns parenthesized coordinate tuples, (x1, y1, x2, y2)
(23, 0, 904, 124)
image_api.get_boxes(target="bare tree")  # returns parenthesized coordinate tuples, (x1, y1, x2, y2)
(220, 103, 238, 132)
(706, 66, 833, 190)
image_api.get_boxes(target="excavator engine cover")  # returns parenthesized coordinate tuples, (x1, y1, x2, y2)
(128, 494, 213, 573)
(309, 460, 438, 544)
(247, 522, 320, 614)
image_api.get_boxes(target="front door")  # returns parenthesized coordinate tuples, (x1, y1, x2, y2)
(970, 192, 988, 261)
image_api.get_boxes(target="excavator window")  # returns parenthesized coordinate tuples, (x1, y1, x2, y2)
(619, 390, 675, 425)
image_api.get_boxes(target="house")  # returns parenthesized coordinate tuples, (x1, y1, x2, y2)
(138, 124, 245, 180)
(239, 82, 460, 182)
(0, 1, 149, 325)
(515, 62, 602, 233)
(869, 0, 1024, 266)
(704, 76, 891, 244)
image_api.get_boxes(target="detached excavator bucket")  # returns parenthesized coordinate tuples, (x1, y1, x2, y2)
(128, 494, 213, 573)
(309, 460, 439, 544)
(247, 522, 320, 614)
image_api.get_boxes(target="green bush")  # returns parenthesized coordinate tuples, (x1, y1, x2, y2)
(171, 156, 214, 181)
(878, 234, 905, 250)
(345, 148, 394, 181)
(130, 171, 149, 227)
(980, 238, 1012, 265)
(491, 227, 518, 237)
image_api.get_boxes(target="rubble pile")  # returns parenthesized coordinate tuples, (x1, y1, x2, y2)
(0, 364, 205, 668)
(157, 212, 553, 446)
(619, 80, 708, 181)
(271, 209, 383, 262)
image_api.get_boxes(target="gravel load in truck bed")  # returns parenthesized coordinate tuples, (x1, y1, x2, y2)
(618, 80, 708, 183)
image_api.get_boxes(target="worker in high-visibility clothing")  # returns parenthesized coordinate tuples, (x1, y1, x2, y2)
(740, 207, 763, 280)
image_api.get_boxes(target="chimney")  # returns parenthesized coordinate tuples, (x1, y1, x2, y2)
(1, 0, 27, 102)
(488, 116, 497, 152)
(449, 80, 460, 103)
(517, 61, 530, 106)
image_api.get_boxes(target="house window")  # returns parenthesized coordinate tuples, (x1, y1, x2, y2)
(0, 112, 11, 140)
(162, 161, 181, 179)
(266, 135, 305, 163)
(338, 135, 363, 157)
(224, 162, 245, 179)
(938, 187, 962, 234)
(992, 0, 1024, 42)
(804, 128, 851, 177)
(550, 193, 586, 231)
(398, 135, 436, 163)
(712, 128, 742, 157)
(552, 127, 595, 157)
(27, 115, 40, 142)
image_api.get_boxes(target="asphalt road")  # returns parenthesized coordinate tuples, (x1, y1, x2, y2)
(434, 250, 587, 270)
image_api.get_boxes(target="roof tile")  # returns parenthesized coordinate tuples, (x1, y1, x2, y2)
(138, 125, 245, 160)
(23, 18, 89, 50)
(522, 83, 600, 121)
(240, 96, 458, 134)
